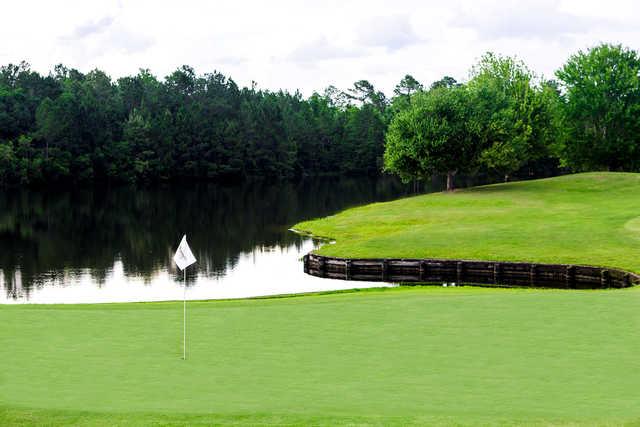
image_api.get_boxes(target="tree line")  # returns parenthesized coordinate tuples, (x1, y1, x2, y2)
(0, 65, 389, 186)
(385, 43, 640, 190)
(1, 43, 639, 188)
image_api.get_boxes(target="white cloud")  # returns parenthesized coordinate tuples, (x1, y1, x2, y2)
(0, 0, 639, 96)
(103, 27, 154, 54)
(451, 0, 631, 41)
(454, 1, 580, 40)
(357, 14, 422, 51)
(70, 16, 116, 38)
(55, 9, 154, 72)
(287, 37, 363, 63)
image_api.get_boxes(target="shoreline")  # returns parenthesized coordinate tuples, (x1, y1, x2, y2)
(4, 282, 638, 308)
(304, 253, 639, 289)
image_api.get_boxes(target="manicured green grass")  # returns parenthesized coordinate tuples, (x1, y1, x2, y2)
(295, 172, 640, 273)
(2, 286, 640, 426)
(4, 173, 640, 426)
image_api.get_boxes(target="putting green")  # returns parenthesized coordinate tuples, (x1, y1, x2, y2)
(1, 286, 640, 426)
(294, 172, 640, 273)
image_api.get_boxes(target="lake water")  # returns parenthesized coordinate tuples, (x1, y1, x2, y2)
(0, 177, 439, 304)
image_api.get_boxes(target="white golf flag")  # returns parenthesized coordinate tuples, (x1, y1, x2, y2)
(174, 235, 196, 271)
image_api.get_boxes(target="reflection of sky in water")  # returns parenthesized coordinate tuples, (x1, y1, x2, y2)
(1, 238, 392, 304)
(0, 177, 426, 304)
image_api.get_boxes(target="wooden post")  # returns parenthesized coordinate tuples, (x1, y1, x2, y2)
(419, 261, 427, 281)
(493, 263, 501, 284)
(318, 257, 326, 278)
(529, 264, 536, 287)
(566, 265, 575, 288)
(600, 269, 609, 288)
(345, 260, 352, 280)
(381, 260, 389, 281)
(456, 261, 464, 283)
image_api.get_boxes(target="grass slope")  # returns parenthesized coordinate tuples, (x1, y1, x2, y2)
(295, 172, 640, 273)
(2, 287, 640, 426)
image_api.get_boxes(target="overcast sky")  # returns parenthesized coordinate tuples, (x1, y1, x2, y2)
(2, 0, 639, 96)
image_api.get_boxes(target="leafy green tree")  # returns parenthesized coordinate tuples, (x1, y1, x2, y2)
(301, 92, 345, 174)
(430, 76, 458, 90)
(342, 105, 386, 174)
(322, 85, 350, 109)
(384, 86, 480, 191)
(390, 75, 424, 114)
(469, 53, 559, 181)
(121, 110, 155, 181)
(556, 43, 640, 171)
(0, 84, 31, 142)
(35, 94, 78, 179)
(345, 80, 387, 112)
(240, 90, 296, 179)
(529, 80, 566, 173)
(394, 74, 423, 97)
(0, 141, 16, 185)
(14, 134, 41, 184)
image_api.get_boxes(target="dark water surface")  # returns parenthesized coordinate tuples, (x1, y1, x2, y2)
(1, 177, 438, 303)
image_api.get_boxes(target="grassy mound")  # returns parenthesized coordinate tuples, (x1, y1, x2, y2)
(2, 287, 640, 426)
(295, 172, 640, 273)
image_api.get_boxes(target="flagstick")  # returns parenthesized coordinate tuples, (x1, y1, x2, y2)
(174, 234, 195, 361)
(183, 268, 187, 360)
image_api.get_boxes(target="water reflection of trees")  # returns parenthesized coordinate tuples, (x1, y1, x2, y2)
(0, 176, 430, 299)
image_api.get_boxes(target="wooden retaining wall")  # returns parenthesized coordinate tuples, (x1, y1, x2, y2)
(303, 254, 640, 289)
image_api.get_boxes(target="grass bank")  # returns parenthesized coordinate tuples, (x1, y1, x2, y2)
(294, 172, 640, 273)
(1, 286, 640, 426)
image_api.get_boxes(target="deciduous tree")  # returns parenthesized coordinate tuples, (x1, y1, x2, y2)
(384, 86, 480, 191)
(556, 43, 640, 171)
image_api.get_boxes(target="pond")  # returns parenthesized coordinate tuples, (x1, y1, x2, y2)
(0, 177, 444, 304)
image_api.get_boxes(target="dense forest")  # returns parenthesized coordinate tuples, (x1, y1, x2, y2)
(384, 43, 640, 190)
(0, 64, 388, 186)
(1, 42, 639, 187)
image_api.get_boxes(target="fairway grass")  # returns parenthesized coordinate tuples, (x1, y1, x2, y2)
(2, 286, 640, 426)
(294, 172, 640, 273)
